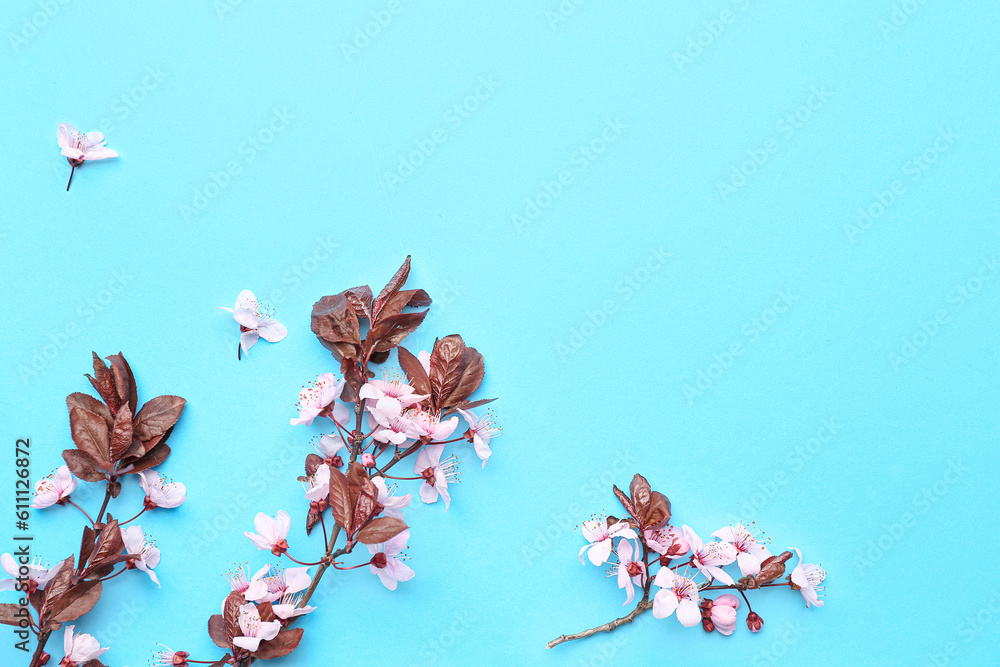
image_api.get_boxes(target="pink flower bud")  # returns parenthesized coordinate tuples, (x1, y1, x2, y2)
(361, 453, 375, 467)
(746, 611, 764, 633)
(714, 594, 740, 609)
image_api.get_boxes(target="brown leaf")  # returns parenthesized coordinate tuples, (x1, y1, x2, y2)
(612, 485, 635, 518)
(80, 660, 108, 667)
(645, 491, 671, 527)
(208, 614, 231, 649)
(109, 405, 133, 462)
(441, 397, 497, 417)
(40, 556, 74, 618)
(132, 395, 186, 442)
(346, 463, 377, 536)
(629, 474, 652, 522)
(343, 285, 373, 320)
(304, 453, 324, 477)
(0, 603, 29, 627)
(125, 442, 171, 474)
(253, 627, 304, 660)
(208, 656, 232, 667)
(305, 509, 321, 535)
(222, 591, 244, 644)
(328, 466, 351, 532)
(107, 353, 138, 416)
(89, 520, 123, 571)
(86, 352, 120, 414)
(443, 345, 484, 407)
(429, 335, 466, 410)
(51, 580, 102, 622)
(311, 293, 361, 352)
(78, 526, 96, 570)
(375, 288, 432, 321)
(62, 449, 105, 482)
(69, 406, 112, 469)
(355, 517, 408, 545)
(366, 310, 428, 355)
(67, 393, 113, 431)
(373, 255, 411, 318)
(397, 346, 430, 395)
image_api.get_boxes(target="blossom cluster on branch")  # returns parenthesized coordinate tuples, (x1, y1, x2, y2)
(2, 353, 187, 667)
(548, 474, 826, 648)
(161, 257, 500, 666)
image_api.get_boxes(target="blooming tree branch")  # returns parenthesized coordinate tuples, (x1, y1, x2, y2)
(548, 474, 826, 648)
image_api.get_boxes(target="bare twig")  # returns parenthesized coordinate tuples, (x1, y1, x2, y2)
(546, 600, 653, 649)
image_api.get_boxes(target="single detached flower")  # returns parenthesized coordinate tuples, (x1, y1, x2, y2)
(358, 374, 427, 412)
(615, 538, 646, 606)
(218, 290, 287, 359)
(31, 466, 77, 508)
(683, 525, 738, 585)
(290, 373, 349, 427)
(413, 444, 458, 509)
(790, 548, 827, 608)
(245, 511, 291, 556)
(367, 399, 419, 445)
(61, 625, 108, 666)
(58, 123, 118, 191)
(232, 603, 281, 652)
(138, 469, 186, 509)
(121, 525, 161, 587)
(579, 518, 637, 566)
(457, 408, 501, 468)
(153, 644, 191, 666)
(652, 569, 701, 627)
(710, 594, 740, 635)
(371, 476, 410, 519)
(712, 523, 771, 576)
(367, 529, 414, 591)
(0, 553, 58, 593)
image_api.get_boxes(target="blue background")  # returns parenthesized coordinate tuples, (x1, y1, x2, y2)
(2, 1, 999, 665)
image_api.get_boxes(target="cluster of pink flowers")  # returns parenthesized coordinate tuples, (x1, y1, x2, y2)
(550, 474, 826, 648)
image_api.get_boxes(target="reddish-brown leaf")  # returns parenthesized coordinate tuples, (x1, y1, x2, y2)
(40, 556, 74, 618)
(311, 293, 362, 349)
(645, 491, 671, 526)
(89, 520, 123, 571)
(355, 517, 408, 545)
(367, 310, 428, 354)
(109, 405, 133, 462)
(253, 628, 304, 660)
(375, 288, 432, 321)
(304, 453, 324, 477)
(222, 591, 244, 643)
(0, 603, 28, 627)
(343, 286, 374, 320)
(441, 397, 497, 417)
(328, 467, 351, 533)
(51, 580, 102, 622)
(67, 393, 113, 431)
(61, 449, 105, 482)
(397, 346, 430, 396)
(629, 474, 652, 521)
(429, 335, 466, 409)
(443, 345, 484, 407)
(125, 442, 171, 474)
(69, 406, 112, 469)
(86, 352, 120, 414)
(107, 353, 138, 415)
(132, 395, 186, 442)
(373, 255, 411, 318)
(612, 485, 635, 518)
(208, 614, 230, 649)
(80, 660, 108, 667)
(78, 526, 96, 570)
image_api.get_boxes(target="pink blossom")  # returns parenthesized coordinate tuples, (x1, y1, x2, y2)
(58, 124, 118, 162)
(226, 564, 271, 601)
(121, 525, 160, 587)
(290, 373, 349, 427)
(413, 444, 458, 510)
(651, 569, 701, 627)
(367, 399, 419, 445)
(457, 408, 501, 468)
(361, 453, 375, 467)
(61, 625, 108, 666)
(712, 523, 771, 576)
(372, 476, 410, 519)
(153, 644, 190, 666)
(367, 529, 414, 591)
(615, 538, 646, 606)
(409, 409, 459, 442)
(218, 290, 287, 357)
(644, 525, 689, 558)
(138, 469, 186, 509)
(31, 466, 77, 509)
(0, 553, 58, 593)
(358, 375, 427, 411)
(790, 548, 827, 608)
(248, 565, 316, 619)
(314, 433, 346, 465)
(710, 594, 740, 635)
(579, 518, 637, 566)
(683, 525, 737, 585)
(245, 511, 291, 556)
(302, 464, 330, 503)
(232, 603, 281, 652)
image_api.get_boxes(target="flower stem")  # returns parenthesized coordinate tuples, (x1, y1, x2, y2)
(546, 600, 653, 649)
(65, 499, 95, 526)
(28, 629, 50, 667)
(119, 506, 146, 526)
(66, 165, 76, 191)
